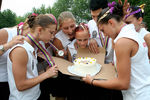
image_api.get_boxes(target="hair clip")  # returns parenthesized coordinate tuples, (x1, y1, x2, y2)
(48, 14, 57, 25)
(108, 1, 116, 8)
(139, 4, 146, 13)
(32, 13, 38, 16)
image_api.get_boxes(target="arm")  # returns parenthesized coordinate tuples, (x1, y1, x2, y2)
(67, 48, 72, 62)
(144, 34, 150, 58)
(0, 29, 24, 55)
(10, 47, 58, 91)
(118, 0, 130, 16)
(88, 39, 99, 54)
(53, 38, 67, 57)
(83, 38, 133, 90)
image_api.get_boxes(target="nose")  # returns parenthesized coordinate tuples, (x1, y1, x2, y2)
(68, 27, 74, 34)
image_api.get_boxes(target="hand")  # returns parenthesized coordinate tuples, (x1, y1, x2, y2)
(8, 35, 24, 48)
(45, 65, 58, 78)
(82, 74, 94, 85)
(118, 0, 130, 16)
(89, 39, 99, 54)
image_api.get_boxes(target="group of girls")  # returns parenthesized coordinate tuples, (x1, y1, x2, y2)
(0, 0, 150, 100)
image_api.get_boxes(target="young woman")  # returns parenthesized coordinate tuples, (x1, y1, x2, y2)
(0, 15, 30, 100)
(124, 4, 150, 39)
(67, 23, 90, 62)
(7, 14, 58, 100)
(124, 5, 150, 59)
(83, 2, 150, 100)
(53, 11, 76, 59)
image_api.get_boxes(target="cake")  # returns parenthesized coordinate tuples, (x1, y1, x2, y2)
(73, 57, 97, 75)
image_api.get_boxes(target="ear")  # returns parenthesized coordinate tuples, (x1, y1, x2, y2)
(37, 27, 43, 34)
(138, 17, 143, 25)
(108, 19, 114, 27)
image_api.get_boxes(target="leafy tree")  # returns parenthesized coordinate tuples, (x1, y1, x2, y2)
(0, 9, 17, 29)
(51, 0, 74, 20)
(71, 0, 91, 23)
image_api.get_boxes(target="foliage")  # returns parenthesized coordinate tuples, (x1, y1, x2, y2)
(0, 9, 17, 29)
(1, 0, 150, 30)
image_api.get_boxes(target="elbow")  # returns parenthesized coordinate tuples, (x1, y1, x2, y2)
(16, 83, 26, 91)
(119, 82, 130, 90)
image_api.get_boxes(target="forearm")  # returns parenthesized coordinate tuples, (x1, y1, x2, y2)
(17, 72, 48, 91)
(92, 78, 129, 90)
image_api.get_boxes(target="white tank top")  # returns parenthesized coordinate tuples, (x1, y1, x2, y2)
(139, 28, 150, 39)
(114, 24, 150, 100)
(88, 20, 113, 63)
(7, 41, 40, 100)
(0, 27, 17, 82)
(55, 30, 72, 50)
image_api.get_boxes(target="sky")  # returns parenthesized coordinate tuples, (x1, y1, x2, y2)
(1, 0, 57, 16)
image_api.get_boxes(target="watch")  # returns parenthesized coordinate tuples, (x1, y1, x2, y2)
(0, 45, 5, 52)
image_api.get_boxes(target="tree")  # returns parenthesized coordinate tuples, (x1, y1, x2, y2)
(71, 0, 91, 23)
(0, 9, 17, 29)
(51, 0, 91, 24)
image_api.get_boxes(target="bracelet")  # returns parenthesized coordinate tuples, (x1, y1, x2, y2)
(91, 79, 95, 86)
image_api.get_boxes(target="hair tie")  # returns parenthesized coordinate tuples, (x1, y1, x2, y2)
(108, 1, 116, 8)
(32, 13, 38, 16)
(48, 14, 57, 25)
(139, 4, 146, 13)
(108, 1, 116, 14)
(18, 22, 24, 27)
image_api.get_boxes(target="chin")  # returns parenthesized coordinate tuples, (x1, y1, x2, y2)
(80, 46, 86, 48)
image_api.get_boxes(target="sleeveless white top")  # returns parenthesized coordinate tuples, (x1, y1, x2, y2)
(114, 24, 150, 100)
(7, 41, 40, 100)
(88, 20, 113, 63)
(0, 27, 17, 82)
(55, 30, 72, 50)
(139, 28, 150, 38)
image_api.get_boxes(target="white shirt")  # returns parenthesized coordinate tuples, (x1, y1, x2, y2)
(7, 41, 40, 100)
(139, 28, 150, 39)
(55, 30, 72, 50)
(114, 24, 150, 100)
(0, 27, 17, 82)
(88, 20, 113, 63)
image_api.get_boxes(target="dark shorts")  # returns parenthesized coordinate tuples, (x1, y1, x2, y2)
(0, 82, 10, 100)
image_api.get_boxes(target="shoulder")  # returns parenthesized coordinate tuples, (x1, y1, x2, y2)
(115, 38, 136, 53)
(0, 29, 9, 44)
(9, 46, 28, 63)
(55, 30, 63, 37)
(88, 20, 95, 25)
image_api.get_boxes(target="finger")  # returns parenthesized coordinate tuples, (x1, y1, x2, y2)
(118, 0, 122, 5)
(124, 0, 128, 6)
(90, 44, 96, 53)
(88, 43, 92, 53)
(93, 42, 99, 53)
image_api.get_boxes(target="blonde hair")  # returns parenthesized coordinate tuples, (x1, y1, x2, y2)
(58, 11, 76, 27)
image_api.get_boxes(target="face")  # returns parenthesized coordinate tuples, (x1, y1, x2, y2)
(124, 15, 142, 32)
(40, 24, 56, 43)
(60, 18, 76, 39)
(91, 8, 102, 22)
(76, 31, 89, 48)
(98, 22, 116, 39)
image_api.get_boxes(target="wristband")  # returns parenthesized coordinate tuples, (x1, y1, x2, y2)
(91, 79, 95, 86)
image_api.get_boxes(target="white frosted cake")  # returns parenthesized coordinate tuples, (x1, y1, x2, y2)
(73, 57, 97, 75)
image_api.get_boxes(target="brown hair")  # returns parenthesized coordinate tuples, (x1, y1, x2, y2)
(27, 14, 56, 31)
